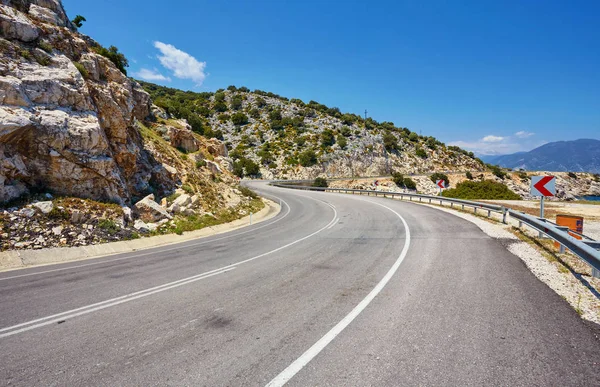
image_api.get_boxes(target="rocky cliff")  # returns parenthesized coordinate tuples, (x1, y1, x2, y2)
(0, 1, 262, 251)
(0, 0, 173, 203)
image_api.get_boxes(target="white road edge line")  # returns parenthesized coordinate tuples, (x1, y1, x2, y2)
(0, 197, 338, 339)
(0, 195, 293, 282)
(265, 199, 411, 387)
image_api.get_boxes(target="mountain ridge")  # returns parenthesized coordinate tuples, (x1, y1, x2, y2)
(483, 139, 600, 173)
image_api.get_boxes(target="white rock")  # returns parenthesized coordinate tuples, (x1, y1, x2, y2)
(71, 209, 85, 223)
(122, 206, 133, 222)
(167, 203, 180, 213)
(133, 219, 150, 232)
(32, 201, 53, 214)
(0, 5, 39, 42)
(51, 225, 63, 235)
(172, 194, 192, 207)
(20, 208, 35, 218)
(135, 195, 172, 221)
(190, 195, 201, 206)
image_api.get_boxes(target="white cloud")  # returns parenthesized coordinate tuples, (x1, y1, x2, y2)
(154, 41, 206, 85)
(482, 135, 504, 143)
(515, 131, 534, 138)
(449, 134, 546, 156)
(133, 68, 171, 82)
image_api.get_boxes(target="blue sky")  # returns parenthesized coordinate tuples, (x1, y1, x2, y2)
(63, 0, 599, 155)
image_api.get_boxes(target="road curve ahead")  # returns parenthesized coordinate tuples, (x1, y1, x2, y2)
(0, 182, 598, 386)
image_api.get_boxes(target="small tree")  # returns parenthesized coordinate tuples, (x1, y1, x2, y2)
(383, 132, 399, 152)
(408, 132, 419, 142)
(72, 15, 86, 28)
(313, 177, 328, 187)
(403, 177, 417, 190)
(93, 45, 128, 75)
(392, 172, 404, 186)
(337, 135, 348, 149)
(466, 171, 473, 180)
(231, 112, 248, 126)
(321, 130, 335, 147)
(299, 150, 318, 167)
(415, 146, 427, 158)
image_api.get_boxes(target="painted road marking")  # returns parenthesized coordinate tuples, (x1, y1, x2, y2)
(0, 197, 338, 339)
(266, 198, 411, 387)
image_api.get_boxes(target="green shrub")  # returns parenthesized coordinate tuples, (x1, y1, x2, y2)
(313, 177, 328, 187)
(403, 177, 417, 190)
(231, 112, 248, 126)
(97, 218, 118, 234)
(214, 92, 226, 102)
(249, 108, 260, 119)
(195, 159, 206, 168)
(321, 130, 335, 147)
(489, 165, 507, 180)
(408, 132, 419, 142)
(442, 180, 521, 200)
(239, 186, 258, 198)
(233, 158, 260, 177)
(181, 184, 194, 194)
(72, 15, 86, 28)
(230, 95, 243, 110)
(34, 52, 51, 66)
(255, 97, 267, 108)
(594, 174, 600, 182)
(337, 135, 347, 149)
(567, 172, 578, 179)
(299, 149, 318, 167)
(415, 146, 427, 158)
(383, 132, 399, 152)
(392, 172, 404, 186)
(93, 45, 128, 75)
(518, 171, 529, 180)
(213, 101, 228, 112)
(466, 171, 473, 180)
(218, 113, 230, 123)
(20, 49, 31, 60)
(48, 206, 69, 220)
(38, 41, 53, 53)
(430, 172, 449, 186)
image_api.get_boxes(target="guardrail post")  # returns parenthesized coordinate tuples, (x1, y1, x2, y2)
(429, 198, 431, 204)
(461, 204, 464, 210)
(419, 197, 422, 202)
(593, 267, 600, 279)
(474, 207, 477, 215)
(518, 221, 522, 228)
(439, 200, 442, 205)
(502, 207, 507, 224)
(487, 210, 491, 218)
(451, 203, 453, 208)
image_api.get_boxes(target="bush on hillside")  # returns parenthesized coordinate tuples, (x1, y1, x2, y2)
(231, 112, 248, 126)
(489, 165, 507, 180)
(337, 135, 348, 149)
(383, 132, 399, 152)
(415, 146, 427, 158)
(442, 180, 521, 200)
(321, 130, 335, 147)
(567, 172, 578, 179)
(313, 177, 328, 188)
(391, 172, 404, 186)
(465, 171, 473, 180)
(403, 177, 417, 190)
(299, 149, 318, 167)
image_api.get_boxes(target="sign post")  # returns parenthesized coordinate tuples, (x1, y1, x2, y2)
(435, 180, 446, 196)
(530, 176, 556, 237)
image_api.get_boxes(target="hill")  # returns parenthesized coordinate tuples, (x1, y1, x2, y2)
(485, 139, 600, 173)
(139, 82, 485, 180)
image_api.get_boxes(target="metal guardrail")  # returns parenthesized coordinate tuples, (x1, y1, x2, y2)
(271, 182, 600, 278)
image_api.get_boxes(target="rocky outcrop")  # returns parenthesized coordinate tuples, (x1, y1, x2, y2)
(0, 0, 173, 203)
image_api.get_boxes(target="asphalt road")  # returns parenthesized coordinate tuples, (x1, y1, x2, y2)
(0, 182, 598, 386)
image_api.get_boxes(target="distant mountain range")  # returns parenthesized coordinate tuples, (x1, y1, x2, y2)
(481, 139, 600, 173)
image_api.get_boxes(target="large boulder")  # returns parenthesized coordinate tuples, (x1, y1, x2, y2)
(169, 127, 199, 153)
(135, 194, 172, 222)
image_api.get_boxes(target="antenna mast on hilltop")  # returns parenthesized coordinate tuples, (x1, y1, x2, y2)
(364, 109, 368, 120)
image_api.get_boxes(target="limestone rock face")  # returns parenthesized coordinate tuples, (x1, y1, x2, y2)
(0, 0, 173, 203)
(134, 194, 172, 222)
(169, 127, 199, 153)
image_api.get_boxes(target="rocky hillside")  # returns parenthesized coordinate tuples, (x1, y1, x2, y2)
(0, 0, 261, 251)
(141, 83, 486, 180)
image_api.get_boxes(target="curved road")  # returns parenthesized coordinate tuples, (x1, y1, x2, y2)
(0, 182, 598, 386)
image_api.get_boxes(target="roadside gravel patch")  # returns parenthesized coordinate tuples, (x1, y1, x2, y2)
(415, 201, 600, 325)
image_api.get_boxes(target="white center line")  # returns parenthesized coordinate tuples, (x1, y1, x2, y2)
(265, 199, 411, 387)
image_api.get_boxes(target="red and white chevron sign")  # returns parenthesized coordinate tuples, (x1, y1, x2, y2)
(436, 180, 446, 189)
(531, 176, 556, 197)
